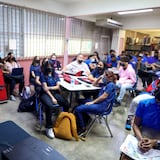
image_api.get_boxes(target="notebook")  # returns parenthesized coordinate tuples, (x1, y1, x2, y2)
(11, 68, 23, 76)
(1, 136, 66, 160)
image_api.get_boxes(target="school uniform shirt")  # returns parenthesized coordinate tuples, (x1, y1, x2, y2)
(40, 73, 60, 87)
(98, 81, 116, 107)
(29, 65, 41, 84)
(136, 98, 160, 131)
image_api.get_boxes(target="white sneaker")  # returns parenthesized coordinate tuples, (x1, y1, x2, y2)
(46, 128, 55, 139)
(10, 95, 16, 101)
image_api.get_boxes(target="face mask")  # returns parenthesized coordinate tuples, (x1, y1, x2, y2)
(36, 60, 40, 64)
(97, 67, 102, 70)
(46, 68, 53, 73)
(11, 57, 16, 61)
(78, 60, 83, 64)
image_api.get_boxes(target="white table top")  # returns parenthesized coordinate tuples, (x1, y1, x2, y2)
(59, 76, 100, 91)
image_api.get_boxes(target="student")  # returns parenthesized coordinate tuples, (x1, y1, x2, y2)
(62, 53, 91, 76)
(3, 53, 24, 101)
(114, 56, 136, 106)
(74, 70, 116, 134)
(120, 89, 160, 160)
(49, 53, 62, 70)
(39, 61, 69, 139)
(125, 78, 160, 130)
(29, 56, 41, 95)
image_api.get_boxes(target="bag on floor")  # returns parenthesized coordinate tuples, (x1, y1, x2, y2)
(53, 112, 79, 141)
(17, 95, 35, 112)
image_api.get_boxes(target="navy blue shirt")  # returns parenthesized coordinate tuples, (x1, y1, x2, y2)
(40, 73, 60, 87)
(98, 81, 116, 106)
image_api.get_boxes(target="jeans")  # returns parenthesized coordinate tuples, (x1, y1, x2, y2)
(116, 82, 134, 102)
(75, 103, 106, 130)
(4, 74, 24, 95)
(40, 92, 69, 128)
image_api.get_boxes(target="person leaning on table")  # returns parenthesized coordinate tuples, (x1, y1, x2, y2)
(62, 53, 91, 76)
(120, 88, 160, 160)
(74, 70, 116, 134)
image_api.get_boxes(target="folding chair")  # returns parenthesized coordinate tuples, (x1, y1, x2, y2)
(81, 100, 114, 138)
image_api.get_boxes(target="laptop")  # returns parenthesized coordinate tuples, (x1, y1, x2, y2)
(11, 68, 23, 76)
(1, 136, 66, 160)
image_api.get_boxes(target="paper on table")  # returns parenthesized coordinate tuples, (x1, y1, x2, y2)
(120, 134, 160, 160)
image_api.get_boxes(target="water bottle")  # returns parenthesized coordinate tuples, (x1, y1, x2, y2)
(71, 79, 75, 86)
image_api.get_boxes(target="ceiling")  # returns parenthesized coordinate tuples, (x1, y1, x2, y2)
(52, 0, 160, 36)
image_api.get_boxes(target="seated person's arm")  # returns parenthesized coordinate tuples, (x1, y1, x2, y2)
(31, 71, 36, 79)
(133, 116, 157, 152)
(35, 76, 42, 86)
(62, 66, 68, 72)
(88, 73, 97, 82)
(92, 75, 103, 86)
(85, 92, 108, 105)
(47, 82, 60, 91)
(42, 82, 57, 104)
(151, 63, 160, 70)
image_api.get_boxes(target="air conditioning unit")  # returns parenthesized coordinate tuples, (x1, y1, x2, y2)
(96, 18, 123, 28)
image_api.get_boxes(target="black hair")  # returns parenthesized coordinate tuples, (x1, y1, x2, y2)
(120, 56, 130, 63)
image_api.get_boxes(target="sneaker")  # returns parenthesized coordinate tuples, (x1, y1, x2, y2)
(10, 95, 16, 101)
(113, 99, 121, 107)
(46, 128, 55, 139)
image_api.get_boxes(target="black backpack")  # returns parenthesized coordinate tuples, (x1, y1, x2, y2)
(17, 95, 35, 112)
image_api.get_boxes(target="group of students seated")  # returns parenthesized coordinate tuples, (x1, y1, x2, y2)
(0, 50, 160, 159)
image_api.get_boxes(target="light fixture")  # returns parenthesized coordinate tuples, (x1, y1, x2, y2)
(118, 9, 153, 15)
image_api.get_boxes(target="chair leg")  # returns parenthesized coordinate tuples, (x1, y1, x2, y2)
(39, 103, 43, 131)
(103, 116, 113, 137)
(83, 117, 97, 137)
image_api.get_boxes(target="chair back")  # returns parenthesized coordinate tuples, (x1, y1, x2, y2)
(101, 99, 114, 116)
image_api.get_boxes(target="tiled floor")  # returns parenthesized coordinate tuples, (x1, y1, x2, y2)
(0, 94, 134, 160)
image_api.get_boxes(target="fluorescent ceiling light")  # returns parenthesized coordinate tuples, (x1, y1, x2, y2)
(118, 9, 153, 15)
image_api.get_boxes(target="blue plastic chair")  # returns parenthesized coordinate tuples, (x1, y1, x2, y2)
(81, 100, 114, 138)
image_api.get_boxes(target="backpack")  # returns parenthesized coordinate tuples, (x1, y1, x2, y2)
(146, 79, 160, 93)
(17, 95, 35, 112)
(53, 112, 79, 141)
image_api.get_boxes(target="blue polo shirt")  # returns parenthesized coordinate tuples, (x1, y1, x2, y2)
(40, 73, 59, 87)
(98, 81, 116, 106)
(136, 98, 160, 131)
